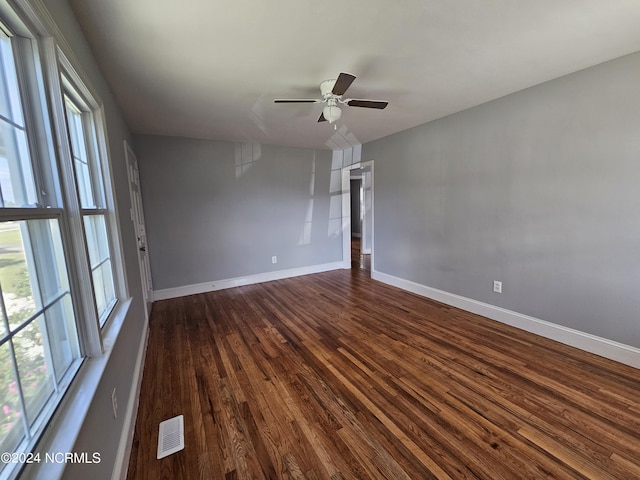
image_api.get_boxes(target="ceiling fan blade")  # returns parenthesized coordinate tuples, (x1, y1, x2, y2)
(346, 99, 389, 109)
(318, 112, 327, 122)
(274, 99, 322, 103)
(332, 73, 356, 96)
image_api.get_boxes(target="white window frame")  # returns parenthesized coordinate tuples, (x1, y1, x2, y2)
(62, 75, 119, 327)
(0, 1, 131, 479)
(0, 13, 83, 480)
(42, 43, 128, 355)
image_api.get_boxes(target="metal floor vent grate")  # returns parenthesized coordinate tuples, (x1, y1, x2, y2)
(157, 415, 185, 459)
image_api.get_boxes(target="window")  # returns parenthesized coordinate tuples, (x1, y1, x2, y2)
(0, 5, 125, 478)
(63, 95, 116, 325)
(0, 28, 82, 479)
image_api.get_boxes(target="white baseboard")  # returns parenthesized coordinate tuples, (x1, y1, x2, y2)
(372, 270, 640, 369)
(112, 322, 150, 480)
(153, 262, 344, 301)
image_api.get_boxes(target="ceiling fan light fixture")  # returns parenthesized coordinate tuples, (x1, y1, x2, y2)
(275, 73, 388, 127)
(323, 104, 341, 123)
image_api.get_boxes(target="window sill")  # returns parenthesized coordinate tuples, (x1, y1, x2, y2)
(17, 298, 132, 480)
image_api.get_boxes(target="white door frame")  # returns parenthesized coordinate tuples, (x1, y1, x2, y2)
(341, 160, 374, 270)
(124, 140, 153, 319)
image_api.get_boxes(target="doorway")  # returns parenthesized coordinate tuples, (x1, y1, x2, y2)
(349, 177, 370, 272)
(124, 140, 153, 319)
(341, 161, 373, 272)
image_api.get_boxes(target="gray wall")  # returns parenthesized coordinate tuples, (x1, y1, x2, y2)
(363, 51, 640, 348)
(40, 1, 146, 478)
(133, 136, 342, 290)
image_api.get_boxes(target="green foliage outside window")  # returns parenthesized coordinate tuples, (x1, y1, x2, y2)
(0, 226, 50, 450)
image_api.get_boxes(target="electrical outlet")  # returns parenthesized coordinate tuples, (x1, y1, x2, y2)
(111, 388, 118, 419)
(493, 280, 502, 293)
(272, 256, 277, 264)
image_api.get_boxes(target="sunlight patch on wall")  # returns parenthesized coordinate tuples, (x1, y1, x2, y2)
(234, 143, 261, 179)
(328, 150, 344, 238)
(327, 146, 362, 239)
(329, 169, 341, 194)
(298, 199, 314, 245)
(299, 154, 316, 245)
(328, 192, 342, 239)
(308, 155, 316, 196)
(331, 150, 343, 172)
(249, 96, 269, 136)
(325, 124, 361, 152)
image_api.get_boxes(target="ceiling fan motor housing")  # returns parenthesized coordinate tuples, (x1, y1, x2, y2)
(320, 79, 338, 98)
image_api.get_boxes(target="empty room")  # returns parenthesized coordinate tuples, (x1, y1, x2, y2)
(1, 1, 639, 479)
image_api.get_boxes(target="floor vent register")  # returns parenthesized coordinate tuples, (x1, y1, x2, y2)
(157, 415, 185, 459)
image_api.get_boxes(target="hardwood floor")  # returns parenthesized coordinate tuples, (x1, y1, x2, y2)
(127, 268, 640, 479)
(351, 238, 371, 272)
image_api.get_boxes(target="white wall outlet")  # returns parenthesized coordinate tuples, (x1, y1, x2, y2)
(272, 256, 277, 264)
(493, 280, 502, 293)
(111, 388, 118, 419)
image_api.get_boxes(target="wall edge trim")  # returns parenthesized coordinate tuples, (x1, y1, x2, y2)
(372, 270, 640, 369)
(111, 322, 149, 480)
(153, 262, 344, 301)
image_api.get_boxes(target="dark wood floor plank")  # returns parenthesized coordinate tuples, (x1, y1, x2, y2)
(128, 263, 640, 479)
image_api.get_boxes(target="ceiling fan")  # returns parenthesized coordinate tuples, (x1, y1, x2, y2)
(274, 73, 388, 124)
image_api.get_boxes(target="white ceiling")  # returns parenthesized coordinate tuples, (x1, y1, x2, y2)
(69, 0, 640, 150)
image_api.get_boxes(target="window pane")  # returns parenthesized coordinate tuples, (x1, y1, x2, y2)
(0, 33, 24, 126)
(0, 34, 37, 209)
(0, 343, 25, 460)
(1, 219, 73, 330)
(28, 219, 70, 307)
(0, 298, 5, 338)
(0, 115, 36, 208)
(0, 217, 75, 443)
(0, 222, 37, 327)
(83, 214, 115, 323)
(92, 260, 114, 323)
(65, 99, 95, 208)
(44, 294, 77, 382)
(83, 214, 109, 266)
(74, 158, 93, 208)
(14, 317, 55, 427)
(66, 105, 86, 163)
